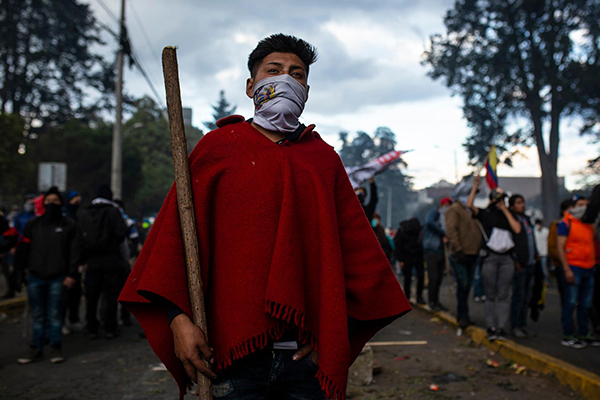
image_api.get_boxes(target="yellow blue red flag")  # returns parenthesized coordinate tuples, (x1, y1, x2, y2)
(485, 145, 498, 190)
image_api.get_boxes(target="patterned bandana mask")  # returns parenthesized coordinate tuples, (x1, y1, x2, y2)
(252, 74, 308, 133)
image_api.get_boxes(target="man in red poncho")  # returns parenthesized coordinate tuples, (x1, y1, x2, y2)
(119, 33, 411, 400)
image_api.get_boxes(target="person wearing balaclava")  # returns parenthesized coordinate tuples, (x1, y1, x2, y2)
(64, 191, 82, 221)
(14, 186, 79, 365)
(119, 34, 410, 400)
(556, 196, 600, 348)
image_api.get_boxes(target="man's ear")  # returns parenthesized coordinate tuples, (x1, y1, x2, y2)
(246, 78, 254, 99)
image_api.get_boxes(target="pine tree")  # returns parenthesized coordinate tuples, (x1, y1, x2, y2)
(203, 90, 237, 131)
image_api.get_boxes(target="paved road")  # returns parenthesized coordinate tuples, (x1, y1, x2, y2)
(0, 300, 583, 400)
(428, 275, 600, 376)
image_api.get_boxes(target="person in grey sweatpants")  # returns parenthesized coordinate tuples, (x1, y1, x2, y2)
(467, 176, 521, 341)
(481, 253, 515, 337)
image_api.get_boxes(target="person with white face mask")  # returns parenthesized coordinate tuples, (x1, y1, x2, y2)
(119, 34, 410, 400)
(557, 196, 600, 348)
(13, 194, 37, 234)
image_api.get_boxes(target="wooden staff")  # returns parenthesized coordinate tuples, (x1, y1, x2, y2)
(162, 46, 213, 400)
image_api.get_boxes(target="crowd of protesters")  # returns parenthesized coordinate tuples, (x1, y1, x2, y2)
(359, 177, 600, 349)
(0, 185, 148, 364)
(2, 175, 599, 367)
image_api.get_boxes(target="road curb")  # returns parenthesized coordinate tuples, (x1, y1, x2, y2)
(414, 303, 600, 399)
(0, 296, 27, 315)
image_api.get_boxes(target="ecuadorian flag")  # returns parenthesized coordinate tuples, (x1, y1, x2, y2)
(485, 146, 498, 190)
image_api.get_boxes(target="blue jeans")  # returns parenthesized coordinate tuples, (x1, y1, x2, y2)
(27, 274, 65, 350)
(561, 266, 595, 337)
(212, 348, 326, 399)
(473, 260, 485, 298)
(510, 263, 535, 329)
(450, 255, 477, 323)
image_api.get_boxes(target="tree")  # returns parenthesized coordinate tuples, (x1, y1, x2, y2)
(0, 0, 113, 124)
(424, 0, 600, 224)
(203, 90, 237, 131)
(0, 113, 34, 206)
(123, 96, 203, 216)
(338, 128, 414, 226)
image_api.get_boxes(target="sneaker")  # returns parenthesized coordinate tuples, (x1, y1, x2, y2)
(49, 347, 64, 364)
(512, 328, 527, 338)
(481, 295, 487, 301)
(561, 336, 587, 349)
(17, 349, 43, 365)
(473, 296, 481, 303)
(486, 327, 498, 341)
(416, 297, 427, 305)
(62, 326, 72, 336)
(496, 329, 508, 341)
(581, 334, 600, 347)
(69, 322, 85, 332)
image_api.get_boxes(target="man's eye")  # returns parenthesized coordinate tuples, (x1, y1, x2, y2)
(268, 69, 278, 73)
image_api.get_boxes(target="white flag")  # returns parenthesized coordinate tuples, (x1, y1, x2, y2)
(345, 150, 409, 188)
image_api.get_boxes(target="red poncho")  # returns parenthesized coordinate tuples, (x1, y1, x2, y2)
(119, 116, 411, 400)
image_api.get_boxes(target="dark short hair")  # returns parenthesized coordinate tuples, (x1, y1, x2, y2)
(248, 34, 318, 78)
(535, 219, 543, 225)
(559, 198, 572, 216)
(509, 194, 524, 207)
(43, 186, 63, 205)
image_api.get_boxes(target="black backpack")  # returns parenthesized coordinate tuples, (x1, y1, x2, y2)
(79, 207, 112, 252)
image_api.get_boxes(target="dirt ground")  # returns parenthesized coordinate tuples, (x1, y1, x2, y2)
(0, 306, 584, 400)
(349, 307, 582, 400)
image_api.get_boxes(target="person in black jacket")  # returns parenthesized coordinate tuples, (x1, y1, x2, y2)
(355, 178, 378, 222)
(508, 194, 538, 338)
(15, 187, 79, 365)
(394, 218, 425, 304)
(79, 185, 127, 339)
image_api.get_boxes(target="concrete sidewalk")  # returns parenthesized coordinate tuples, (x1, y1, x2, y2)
(413, 297, 600, 400)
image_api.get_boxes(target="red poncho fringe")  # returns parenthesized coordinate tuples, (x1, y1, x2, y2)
(119, 116, 411, 400)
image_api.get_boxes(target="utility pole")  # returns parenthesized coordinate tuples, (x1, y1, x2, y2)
(111, 0, 126, 200)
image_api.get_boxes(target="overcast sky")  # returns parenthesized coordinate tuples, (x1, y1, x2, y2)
(88, 0, 597, 190)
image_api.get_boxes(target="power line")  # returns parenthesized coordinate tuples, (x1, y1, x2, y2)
(129, 0, 161, 68)
(95, 0, 120, 24)
(61, 0, 118, 38)
(130, 51, 167, 116)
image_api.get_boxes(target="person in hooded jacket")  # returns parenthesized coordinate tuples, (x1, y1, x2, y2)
(15, 187, 79, 365)
(395, 217, 425, 304)
(79, 185, 127, 339)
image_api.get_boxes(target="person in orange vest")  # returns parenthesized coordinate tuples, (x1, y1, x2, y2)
(557, 196, 600, 348)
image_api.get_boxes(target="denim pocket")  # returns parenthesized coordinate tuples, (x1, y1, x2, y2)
(305, 353, 319, 369)
(212, 380, 235, 397)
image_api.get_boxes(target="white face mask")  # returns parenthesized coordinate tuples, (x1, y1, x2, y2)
(252, 74, 308, 133)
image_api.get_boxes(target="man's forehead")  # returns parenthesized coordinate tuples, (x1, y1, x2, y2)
(261, 52, 306, 70)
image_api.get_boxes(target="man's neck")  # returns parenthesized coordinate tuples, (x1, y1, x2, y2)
(250, 121, 287, 143)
